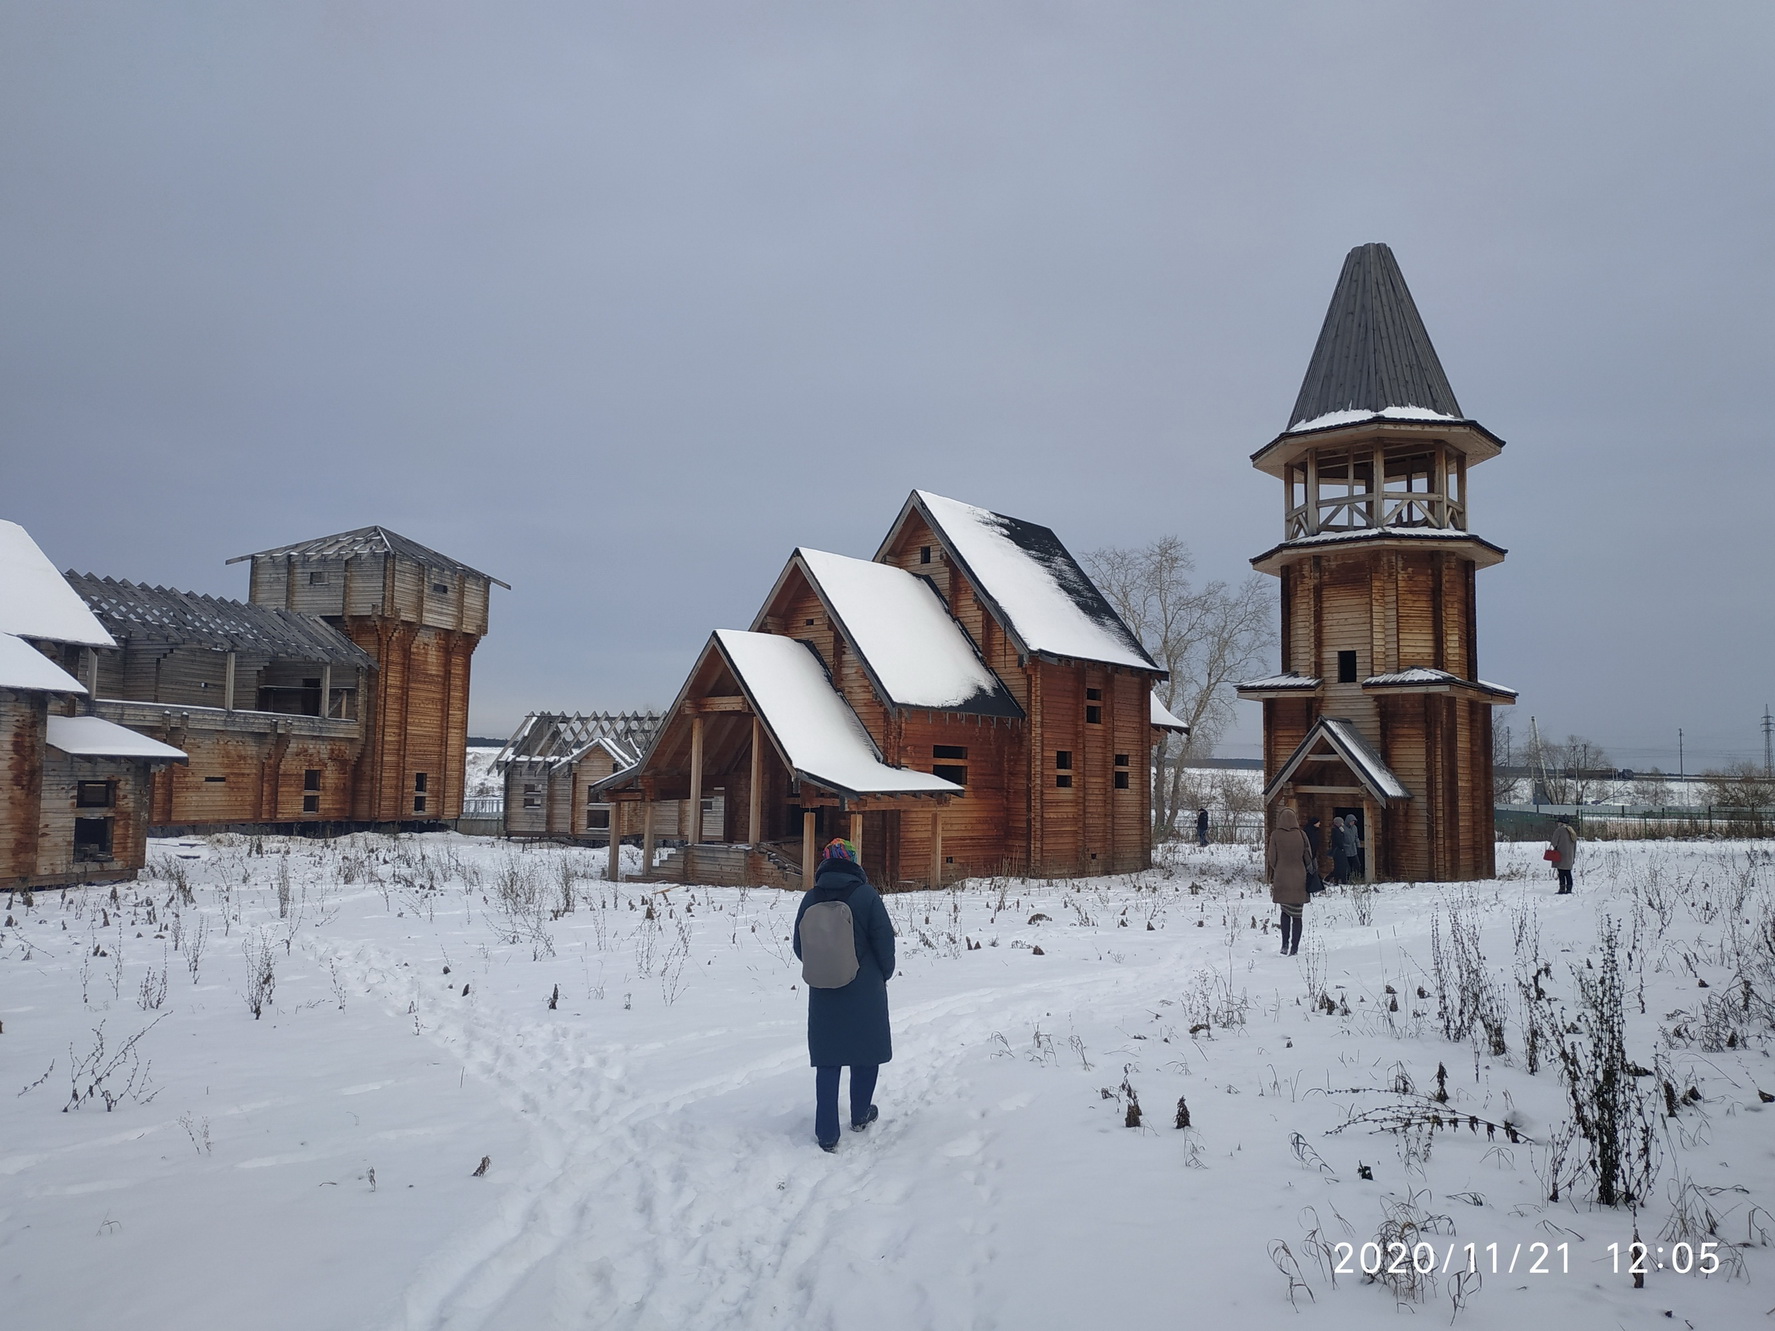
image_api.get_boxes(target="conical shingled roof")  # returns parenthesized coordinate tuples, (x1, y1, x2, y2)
(1288, 243, 1463, 429)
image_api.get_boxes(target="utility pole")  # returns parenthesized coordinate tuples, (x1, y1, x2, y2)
(1678, 728, 1684, 781)
(1763, 705, 1773, 777)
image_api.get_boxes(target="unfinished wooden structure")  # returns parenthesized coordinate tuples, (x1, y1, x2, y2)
(597, 492, 1177, 889)
(1237, 243, 1515, 882)
(1, 522, 186, 890)
(50, 526, 503, 832)
(494, 711, 709, 845)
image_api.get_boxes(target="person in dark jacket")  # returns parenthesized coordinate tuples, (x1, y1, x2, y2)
(1330, 815, 1350, 885)
(1195, 807, 1210, 848)
(792, 839, 895, 1151)
(1267, 807, 1314, 956)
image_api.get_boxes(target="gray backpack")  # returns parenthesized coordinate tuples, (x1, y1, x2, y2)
(799, 894, 861, 988)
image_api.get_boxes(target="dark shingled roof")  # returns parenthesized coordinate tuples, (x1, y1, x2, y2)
(1289, 243, 1463, 429)
(227, 526, 509, 589)
(65, 573, 374, 668)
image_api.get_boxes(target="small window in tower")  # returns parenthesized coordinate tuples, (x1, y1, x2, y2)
(933, 744, 968, 760)
(1114, 771, 1131, 790)
(308, 570, 327, 585)
(414, 773, 428, 792)
(302, 794, 319, 813)
(919, 546, 931, 565)
(1085, 688, 1102, 701)
(76, 781, 114, 808)
(1085, 705, 1102, 725)
(1337, 650, 1358, 683)
(1054, 751, 1073, 770)
(432, 582, 450, 596)
(1054, 774, 1073, 789)
(303, 769, 321, 792)
(204, 775, 227, 784)
(932, 764, 967, 786)
(1114, 753, 1130, 767)
(413, 796, 428, 814)
(804, 618, 815, 627)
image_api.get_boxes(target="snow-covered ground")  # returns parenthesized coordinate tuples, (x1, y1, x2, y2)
(5, 835, 1774, 1330)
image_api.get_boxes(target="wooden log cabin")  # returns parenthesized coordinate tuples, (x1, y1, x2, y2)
(1236, 243, 1516, 882)
(1, 521, 186, 891)
(46, 526, 503, 833)
(493, 711, 709, 846)
(596, 491, 1182, 889)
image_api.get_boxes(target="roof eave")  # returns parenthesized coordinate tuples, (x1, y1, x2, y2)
(1250, 530, 1508, 575)
(1249, 417, 1507, 479)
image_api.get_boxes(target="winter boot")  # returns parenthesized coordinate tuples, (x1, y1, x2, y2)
(850, 1105, 879, 1132)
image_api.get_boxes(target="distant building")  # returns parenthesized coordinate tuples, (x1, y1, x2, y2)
(1236, 244, 1516, 881)
(1, 522, 185, 890)
(597, 490, 1183, 888)
(49, 526, 503, 834)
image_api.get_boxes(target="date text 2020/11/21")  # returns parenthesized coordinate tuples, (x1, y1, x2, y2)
(1335, 1241, 1570, 1277)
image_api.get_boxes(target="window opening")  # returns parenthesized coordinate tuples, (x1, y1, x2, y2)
(413, 796, 428, 814)
(204, 775, 227, 784)
(1055, 774, 1073, 789)
(74, 817, 113, 861)
(303, 769, 321, 792)
(1054, 751, 1073, 770)
(1085, 688, 1102, 701)
(933, 765, 967, 786)
(414, 772, 428, 793)
(1337, 650, 1358, 684)
(919, 546, 931, 565)
(1114, 771, 1131, 790)
(431, 582, 450, 595)
(308, 570, 327, 585)
(303, 795, 320, 813)
(76, 781, 114, 808)
(1085, 705, 1102, 725)
(933, 744, 968, 760)
(1114, 753, 1130, 767)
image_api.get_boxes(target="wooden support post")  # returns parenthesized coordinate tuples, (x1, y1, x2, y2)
(1363, 799, 1378, 883)
(801, 810, 816, 888)
(849, 811, 862, 854)
(748, 717, 763, 846)
(607, 802, 622, 883)
(222, 651, 236, 712)
(930, 807, 944, 889)
(319, 664, 332, 719)
(82, 647, 99, 698)
(642, 801, 656, 874)
(688, 715, 705, 844)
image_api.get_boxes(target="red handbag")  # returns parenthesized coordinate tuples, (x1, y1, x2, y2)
(1543, 848, 1560, 861)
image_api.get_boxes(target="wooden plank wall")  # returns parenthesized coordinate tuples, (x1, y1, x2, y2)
(0, 692, 46, 883)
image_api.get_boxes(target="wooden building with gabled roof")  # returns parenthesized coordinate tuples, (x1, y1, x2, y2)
(597, 491, 1178, 889)
(1237, 244, 1516, 882)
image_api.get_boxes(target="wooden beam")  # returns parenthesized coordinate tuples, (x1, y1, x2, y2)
(801, 810, 816, 888)
(688, 715, 704, 844)
(930, 807, 943, 889)
(1291, 784, 1368, 795)
(1363, 798, 1378, 883)
(222, 650, 236, 712)
(642, 801, 656, 875)
(685, 696, 752, 714)
(607, 801, 622, 883)
(319, 664, 331, 720)
(848, 811, 862, 853)
(747, 716, 763, 846)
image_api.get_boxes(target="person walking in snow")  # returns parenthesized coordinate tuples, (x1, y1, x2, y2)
(1266, 807, 1315, 956)
(1548, 816, 1578, 894)
(1195, 807, 1210, 848)
(792, 839, 894, 1151)
(1330, 815, 1351, 885)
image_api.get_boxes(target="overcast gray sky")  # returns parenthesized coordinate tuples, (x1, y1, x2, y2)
(4, 3, 1771, 768)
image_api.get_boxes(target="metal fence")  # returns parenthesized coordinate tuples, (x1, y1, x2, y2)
(461, 796, 504, 818)
(1497, 805, 1775, 841)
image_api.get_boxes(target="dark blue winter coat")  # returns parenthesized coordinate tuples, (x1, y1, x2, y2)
(791, 858, 895, 1067)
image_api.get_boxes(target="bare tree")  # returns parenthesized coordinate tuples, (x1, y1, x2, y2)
(1492, 707, 1520, 804)
(1528, 733, 1613, 806)
(1084, 538, 1273, 839)
(1702, 761, 1775, 811)
(1630, 767, 1669, 809)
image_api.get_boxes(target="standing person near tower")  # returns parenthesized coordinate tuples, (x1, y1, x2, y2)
(1266, 807, 1315, 955)
(1330, 815, 1351, 885)
(793, 839, 894, 1151)
(1195, 807, 1210, 848)
(1548, 816, 1578, 894)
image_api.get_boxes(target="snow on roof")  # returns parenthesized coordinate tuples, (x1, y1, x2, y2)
(1150, 693, 1189, 731)
(1275, 525, 1495, 549)
(1236, 672, 1322, 691)
(1265, 716, 1408, 804)
(496, 712, 661, 771)
(794, 549, 1020, 716)
(905, 492, 1158, 672)
(1287, 405, 1461, 434)
(45, 714, 186, 760)
(715, 630, 961, 798)
(556, 735, 637, 771)
(1364, 668, 1518, 699)
(228, 526, 509, 589)
(0, 632, 87, 694)
(0, 521, 116, 648)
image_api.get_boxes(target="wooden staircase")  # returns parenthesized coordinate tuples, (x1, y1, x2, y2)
(643, 842, 803, 890)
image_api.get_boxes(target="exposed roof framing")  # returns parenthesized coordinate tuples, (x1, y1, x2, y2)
(227, 526, 509, 589)
(65, 573, 374, 668)
(1264, 716, 1409, 805)
(494, 711, 662, 771)
(1288, 242, 1463, 430)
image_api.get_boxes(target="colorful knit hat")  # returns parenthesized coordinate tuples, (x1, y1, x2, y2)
(822, 838, 858, 862)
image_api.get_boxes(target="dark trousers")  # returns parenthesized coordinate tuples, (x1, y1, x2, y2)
(1556, 869, 1573, 893)
(815, 1064, 879, 1146)
(1332, 852, 1350, 885)
(1197, 827, 1209, 847)
(1278, 905, 1303, 952)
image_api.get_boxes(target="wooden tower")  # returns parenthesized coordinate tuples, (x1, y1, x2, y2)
(1237, 244, 1516, 882)
(232, 528, 507, 824)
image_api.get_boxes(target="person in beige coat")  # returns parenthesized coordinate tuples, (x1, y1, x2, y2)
(1548, 816, 1578, 894)
(1267, 806, 1316, 955)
